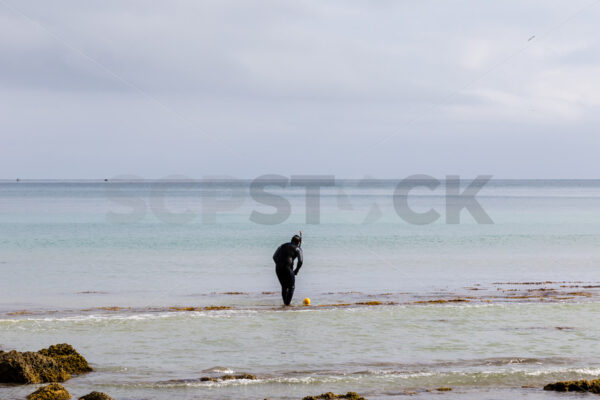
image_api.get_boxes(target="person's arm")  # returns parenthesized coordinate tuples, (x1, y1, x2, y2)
(294, 247, 303, 275)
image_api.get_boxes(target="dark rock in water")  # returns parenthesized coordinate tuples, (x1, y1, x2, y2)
(38, 344, 92, 375)
(302, 392, 366, 400)
(27, 383, 71, 400)
(200, 373, 257, 382)
(544, 378, 600, 393)
(79, 391, 114, 400)
(0, 351, 70, 383)
(0, 344, 91, 384)
(221, 373, 256, 380)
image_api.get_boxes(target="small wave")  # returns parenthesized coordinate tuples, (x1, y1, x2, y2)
(0, 309, 256, 324)
(158, 378, 263, 388)
(524, 367, 600, 377)
(155, 375, 356, 388)
(2, 294, 599, 324)
(151, 365, 600, 389)
(202, 367, 235, 374)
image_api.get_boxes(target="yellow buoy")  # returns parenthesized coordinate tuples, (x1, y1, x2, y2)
(303, 297, 311, 306)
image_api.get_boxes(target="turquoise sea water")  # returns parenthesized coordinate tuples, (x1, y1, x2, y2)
(1, 180, 600, 399)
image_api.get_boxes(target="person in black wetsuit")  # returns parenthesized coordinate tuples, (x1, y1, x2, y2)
(273, 235, 303, 306)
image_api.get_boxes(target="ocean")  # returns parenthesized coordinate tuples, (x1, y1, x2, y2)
(1, 179, 600, 399)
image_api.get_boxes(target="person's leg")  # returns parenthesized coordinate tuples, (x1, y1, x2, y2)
(281, 286, 288, 304)
(283, 270, 296, 305)
(276, 265, 295, 306)
(283, 284, 295, 306)
(276, 265, 291, 305)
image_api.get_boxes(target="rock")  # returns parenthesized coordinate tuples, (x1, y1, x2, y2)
(0, 351, 70, 384)
(0, 344, 91, 384)
(79, 392, 114, 400)
(544, 378, 600, 393)
(27, 383, 71, 400)
(38, 344, 92, 375)
(221, 373, 256, 380)
(302, 392, 366, 400)
(200, 373, 257, 382)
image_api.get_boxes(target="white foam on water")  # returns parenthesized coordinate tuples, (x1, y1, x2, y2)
(0, 309, 257, 324)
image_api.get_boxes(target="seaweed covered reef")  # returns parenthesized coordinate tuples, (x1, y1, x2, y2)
(544, 378, 600, 393)
(302, 392, 366, 400)
(27, 383, 71, 400)
(200, 373, 257, 382)
(0, 344, 91, 384)
(79, 391, 114, 400)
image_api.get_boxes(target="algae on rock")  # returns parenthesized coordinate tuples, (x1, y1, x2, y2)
(27, 383, 71, 400)
(302, 392, 366, 400)
(38, 344, 92, 375)
(0, 351, 70, 383)
(0, 344, 91, 384)
(79, 391, 115, 400)
(544, 378, 600, 393)
(200, 373, 257, 382)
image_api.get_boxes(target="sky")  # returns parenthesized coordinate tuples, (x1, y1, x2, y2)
(1, 0, 600, 179)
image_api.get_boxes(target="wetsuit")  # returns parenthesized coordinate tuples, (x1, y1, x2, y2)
(273, 241, 303, 305)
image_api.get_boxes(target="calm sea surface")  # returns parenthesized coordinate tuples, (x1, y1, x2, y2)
(1, 180, 600, 399)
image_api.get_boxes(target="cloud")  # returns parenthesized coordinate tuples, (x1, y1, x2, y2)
(1, 0, 599, 178)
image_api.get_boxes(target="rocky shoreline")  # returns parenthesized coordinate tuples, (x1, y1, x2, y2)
(0, 344, 113, 399)
(26, 384, 114, 400)
(2, 343, 599, 399)
(0, 344, 90, 384)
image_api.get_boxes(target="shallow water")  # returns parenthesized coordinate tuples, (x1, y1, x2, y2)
(2, 302, 600, 399)
(2, 180, 600, 399)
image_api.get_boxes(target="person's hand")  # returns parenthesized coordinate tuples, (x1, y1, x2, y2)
(294, 269, 299, 276)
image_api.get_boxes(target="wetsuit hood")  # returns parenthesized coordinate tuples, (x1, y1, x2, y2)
(291, 235, 302, 246)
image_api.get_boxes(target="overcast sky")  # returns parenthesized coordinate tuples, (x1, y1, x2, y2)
(1, 0, 600, 179)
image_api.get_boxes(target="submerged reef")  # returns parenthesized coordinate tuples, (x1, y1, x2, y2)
(169, 306, 231, 311)
(79, 392, 114, 400)
(0, 344, 91, 384)
(302, 392, 366, 400)
(200, 373, 257, 382)
(27, 383, 71, 400)
(6, 280, 600, 319)
(414, 299, 469, 304)
(544, 378, 600, 393)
